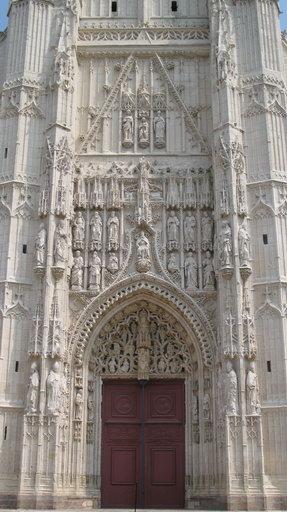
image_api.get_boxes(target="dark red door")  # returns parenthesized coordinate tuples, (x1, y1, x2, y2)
(101, 380, 185, 509)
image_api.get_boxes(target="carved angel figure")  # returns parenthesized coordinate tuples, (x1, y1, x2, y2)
(71, 250, 84, 290)
(246, 362, 260, 415)
(35, 223, 46, 267)
(218, 221, 232, 268)
(46, 361, 63, 415)
(54, 220, 67, 266)
(26, 362, 39, 414)
(225, 361, 239, 415)
(107, 211, 119, 251)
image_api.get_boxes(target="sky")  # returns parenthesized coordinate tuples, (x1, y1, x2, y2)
(0, 0, 286, 33)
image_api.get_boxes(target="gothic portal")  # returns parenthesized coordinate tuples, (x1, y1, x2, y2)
(0, 0, 287, 510)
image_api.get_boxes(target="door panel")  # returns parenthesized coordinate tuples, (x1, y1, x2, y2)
(101, 379, 185, 508)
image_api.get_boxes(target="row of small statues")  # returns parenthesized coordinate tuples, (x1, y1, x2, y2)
(168, 250, 215, 290)
(166, 210, 213, 251)
(26, 360, 260, 417)
(122, 110, 166, 148)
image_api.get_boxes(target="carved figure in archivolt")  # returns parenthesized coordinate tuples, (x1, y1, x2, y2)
(167, 211, 179, 250)
(153, 111, 166, 148)
(122, 113, 134, 146)
(107, 253, 119, 274)
(90, 211, 102, 251)
(185, 252, 198, 289)
(201, 212, 213, 250)
(26, 362, 39, 414)
(54, 220, 67, 266)
(238, 221, 251, 267)
(46, 361, 65, 415)
(246, 362, 260, 415)
(71, 250, 84, 290)
(202, 251, 215, 290)
(218, 221, 232, 268)
(72, 211, 85, 249)
(137, 309, 151, 380)
(136, 231, 151, 273)
(107, 211, 119, 251)
(89, 251, 101, 292)
(225, 361, 239, 415)
(184, 212, 196, 251)
(35, 223, 46, 267)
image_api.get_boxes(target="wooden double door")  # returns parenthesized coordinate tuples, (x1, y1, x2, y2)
(101, 379, 185, 509)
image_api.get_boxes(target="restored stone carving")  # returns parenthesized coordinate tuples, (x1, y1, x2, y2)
(246, 362, 260, 415)
(35, 224, 46, 267)
(26, 362, 39, 414)
(225, 361, 239, 416)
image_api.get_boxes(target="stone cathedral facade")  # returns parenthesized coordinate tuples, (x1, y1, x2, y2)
(0, 0, 287, 509)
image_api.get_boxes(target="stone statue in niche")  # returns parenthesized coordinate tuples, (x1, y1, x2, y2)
(89, 251, 101, 292)
(72, 211, 85, 250)
(167, 253, 178, 274)
(184, 252, 198, 289)
(75, 390, 83, 420)
(184, 177, 196, 208)
(90, 212, 102, 251)
(166, 177, 180, 209)
(90, 178, 104, 209)
(138, 116, 149, 148)
(137, 158, 151, 225)
(46, 361, 63, 415)
(26, 362, 39, 414)
(153, 111, 166, 148)
(71, 250, 84, 290)
(201, 212, 213, 251)
(54, 220, 67, 267)
(203, 392, 211, 421)
(218, 221, 233, 269)
(192, 394, 199, 424)
(107, 175, 121, 210)
(122, 113, 134, 147)
(202, 251, 215, 290)
(87, 395, 94, 421)
(107, 253, 119, 274)
(246, 362, 260, 415)
(74, 175, 86, 209)
(200, 173, 212, 208)
(184, 212, 196, 251)
(35, 223, 46, 267)
(136, 231, 151, 273)
(167, 210, 180, 251)
(225, 361, 239, 415)
(107, 211, 119, 251)
(220, 176, 230, 216)
(137, 309, 151, 380)
(238, 221, 251, 267)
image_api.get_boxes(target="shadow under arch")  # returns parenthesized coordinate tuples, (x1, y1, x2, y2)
(68, 273, 217, 370)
